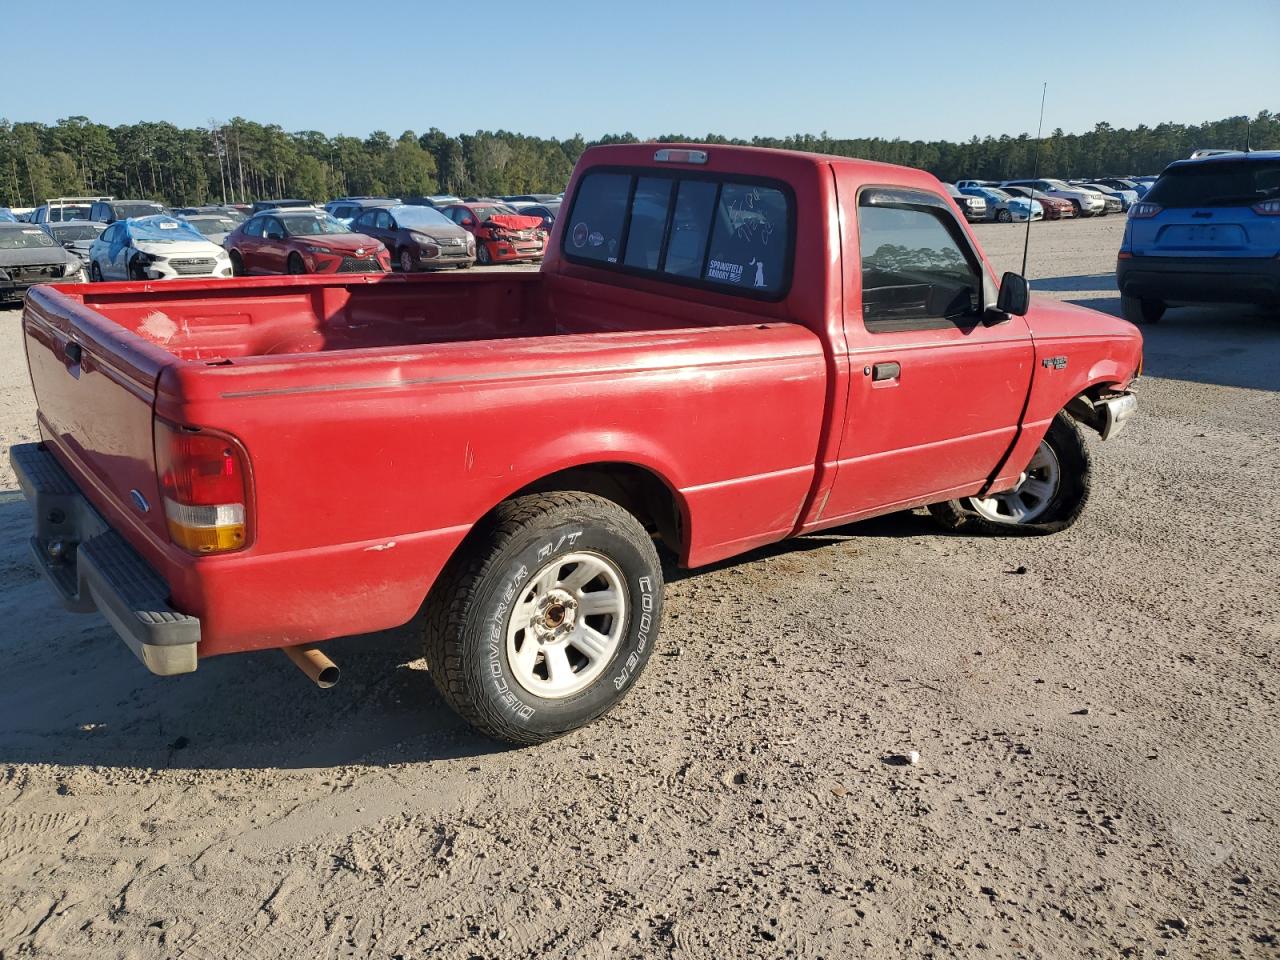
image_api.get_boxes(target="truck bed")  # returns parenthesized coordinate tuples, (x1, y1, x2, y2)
(23, 271, 829, 657)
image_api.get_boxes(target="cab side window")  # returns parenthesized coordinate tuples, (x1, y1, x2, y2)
(858, 191, 984, 333)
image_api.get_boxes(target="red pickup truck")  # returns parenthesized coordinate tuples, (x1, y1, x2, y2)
(11, 143, 1141, 744)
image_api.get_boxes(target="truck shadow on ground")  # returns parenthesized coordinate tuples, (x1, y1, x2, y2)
(0, 494, 504, 771)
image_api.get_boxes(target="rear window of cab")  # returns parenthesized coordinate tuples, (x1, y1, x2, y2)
(563, 169, 793, 298)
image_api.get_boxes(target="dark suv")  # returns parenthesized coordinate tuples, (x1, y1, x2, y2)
(89, 199, 170, 223)
(1117, 151, 1280, 323)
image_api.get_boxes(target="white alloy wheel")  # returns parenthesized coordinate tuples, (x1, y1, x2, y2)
(505, 551, 628, 699)
(968, 441, 1061, 525)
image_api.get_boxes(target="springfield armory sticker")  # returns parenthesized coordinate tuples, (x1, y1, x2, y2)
(706, 259, 743, 283)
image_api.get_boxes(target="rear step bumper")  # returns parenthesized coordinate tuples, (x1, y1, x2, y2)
(10, 442, 200, 676)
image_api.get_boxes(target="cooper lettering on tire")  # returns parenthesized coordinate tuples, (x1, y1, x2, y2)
(423, 492, 664, 744)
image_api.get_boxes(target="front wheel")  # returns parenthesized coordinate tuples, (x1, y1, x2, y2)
(229, 250, 245, 277)
(286, 253, 307, 274)
(1121, 293, 1165, 325)
(423, 492, 663, 745)
(996, 208, 1012, 223)
(398, 247, 416, 273)
(476, 243, 492, 266)
(927, 413, 1090, 536)
(89, 262, 103, 282)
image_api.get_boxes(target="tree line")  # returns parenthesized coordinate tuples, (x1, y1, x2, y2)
(1, 111, 1274, 208)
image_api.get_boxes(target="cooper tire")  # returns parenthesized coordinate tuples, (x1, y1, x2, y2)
(927, 412, 1090, 536)
(423, 492, 663, 745)
(1121, 293, 1164, 325)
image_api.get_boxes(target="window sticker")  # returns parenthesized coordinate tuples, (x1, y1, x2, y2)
(706, 259, 743, 283)
(572, 222, 588, 248)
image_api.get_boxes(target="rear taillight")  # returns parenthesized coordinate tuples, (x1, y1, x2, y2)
(1252, 199, 1280, 216)
(1129, 202, 1162, 219)
(154, 419, 249, 554)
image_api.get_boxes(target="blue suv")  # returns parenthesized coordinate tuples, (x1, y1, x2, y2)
(1116, 151, 1280, 324)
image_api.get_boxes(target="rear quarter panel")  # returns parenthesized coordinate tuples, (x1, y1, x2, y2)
(159, 323, 827, 655)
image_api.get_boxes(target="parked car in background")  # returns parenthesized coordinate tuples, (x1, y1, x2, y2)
(0, 208, 18, 223)
(1092, 177, 1149, 199)
(402, 195, 463, 208)
(1000, 186, 1075, 220)
(250, 198, 315, 214)
(500, 194, 560, 203)
(1117, 150, 1280, 325)
(88, 216, 232, 281)
(959, 185, 1042, 223)
(30, 197, 110, 224)
(87, 199, 170, 224)
(943, 183, 987, 222)
(0, 223, 86, 301)
(349, 203, 475, 272)
(225, 208, 390, 276)
(42, 220, 106, 265)
(173, 205, 248, 224)
(1077, 182, 1138, 211)
(1070, 183, 1124, 214)
(956, 179, 998, 191)
(1002, 179, 1105, 216)
(509, 200, 560, 232)
(180, 212, 241, 246)
(323, 197, 400, 226)
(440, 201, 546, 264)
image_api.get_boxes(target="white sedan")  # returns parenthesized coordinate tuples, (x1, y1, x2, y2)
(88, 216, 232, 282)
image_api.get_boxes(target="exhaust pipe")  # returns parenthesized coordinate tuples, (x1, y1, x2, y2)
(283, 644, 340, 689)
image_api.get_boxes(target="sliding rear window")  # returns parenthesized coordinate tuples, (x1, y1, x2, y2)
(562, 168, 793, 299)
(1145, 160, 1280, 208)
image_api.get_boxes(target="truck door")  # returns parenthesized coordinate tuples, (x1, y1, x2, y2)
(819, 183, 1034, 523)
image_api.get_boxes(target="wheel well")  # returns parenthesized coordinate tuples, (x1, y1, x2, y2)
(1064, 384, 1126, 436)
(513, 463, 683, 554)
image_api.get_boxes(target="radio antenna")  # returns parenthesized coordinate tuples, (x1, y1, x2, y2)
(1021, 82, 1048, 278)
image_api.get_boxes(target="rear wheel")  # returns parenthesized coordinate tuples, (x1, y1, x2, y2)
(423, 492, 663, 745)
(996, 208, 1012, 224)
(286, 253, 306, 274)
(398, 247, 416, 273)
(1121, 294, 1165, 325)
(928, 413, 1090, 536)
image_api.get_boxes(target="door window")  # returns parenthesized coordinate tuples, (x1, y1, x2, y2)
(858, 192, 984, 332)
(374, 210, 392, 229)
(243, 217, 265, 238)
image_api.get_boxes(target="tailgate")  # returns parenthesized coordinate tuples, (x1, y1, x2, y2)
(22, 285, 172, 542)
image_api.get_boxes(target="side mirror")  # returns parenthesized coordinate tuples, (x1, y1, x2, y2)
(995, 271, 1029, 317)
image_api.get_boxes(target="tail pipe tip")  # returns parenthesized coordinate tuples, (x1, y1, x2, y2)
(283, 644, 340, 689)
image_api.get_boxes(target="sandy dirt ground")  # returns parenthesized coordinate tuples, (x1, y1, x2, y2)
(0, 216, 1277, 959)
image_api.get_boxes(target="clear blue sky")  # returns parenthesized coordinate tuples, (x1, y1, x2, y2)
(6, 0, 1277, 142)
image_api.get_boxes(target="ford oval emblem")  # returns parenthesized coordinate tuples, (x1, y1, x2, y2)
(129, 489, 151, 513)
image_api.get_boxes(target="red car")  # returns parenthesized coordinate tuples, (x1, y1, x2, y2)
(225, 208, 390, 275)
(1003, 186, 1075, 220)
(440, 201, 546, 265)
(11, 143, 1141, 745)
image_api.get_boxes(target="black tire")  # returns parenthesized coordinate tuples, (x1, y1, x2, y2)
(927, 412, 1090, 536)
(457, 262, 472, 270)
(89, 262, 102, 282)
(1120, 293, 1165, 325)
(286, 253, 306, 274)
(996, 208, 1012, 223)
(423, 492, 663, 745)
(398, 247, 416, 273)
(229, 250, 245, 277)
(476, 244, 492, 266)
(1070, 199, 1084, 217)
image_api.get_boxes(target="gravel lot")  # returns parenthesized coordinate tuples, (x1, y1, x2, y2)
(1, 216, 1277, 959)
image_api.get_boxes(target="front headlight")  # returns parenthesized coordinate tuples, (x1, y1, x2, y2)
(302, 244, 332, 254)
